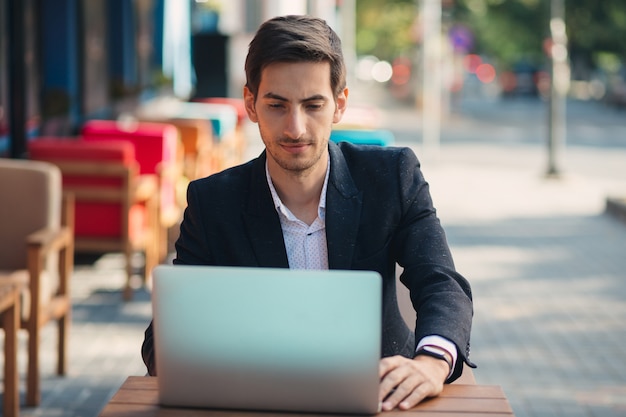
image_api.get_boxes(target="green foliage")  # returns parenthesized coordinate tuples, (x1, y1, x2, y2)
(452, 0, 626, 71)
(356, 0, 417, 61)
(452, 0, 548, 69)
(567, 1, 626, 71)
(355, 0, 626, 72)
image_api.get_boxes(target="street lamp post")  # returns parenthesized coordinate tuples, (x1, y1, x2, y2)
(420, 0, 442, 162)
(547, 0, 569, 177)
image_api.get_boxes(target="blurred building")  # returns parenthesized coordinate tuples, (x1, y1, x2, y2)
(0, 0, 355, 158)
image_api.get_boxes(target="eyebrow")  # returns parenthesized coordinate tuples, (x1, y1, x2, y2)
(262, 92, 328, 103)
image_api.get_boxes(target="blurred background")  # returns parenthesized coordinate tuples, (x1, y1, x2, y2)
(2, 0, 625, 157)
(356, 0, 625, 104)
(1, 1, 626, 417)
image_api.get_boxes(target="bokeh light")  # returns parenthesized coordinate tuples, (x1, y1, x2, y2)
(372, 61, 393, 83)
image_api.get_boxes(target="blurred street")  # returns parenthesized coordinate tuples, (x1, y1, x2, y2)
(4, 82, 626, 417)
(363, 83, 626, 417)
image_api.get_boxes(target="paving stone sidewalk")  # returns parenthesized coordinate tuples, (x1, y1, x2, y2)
(424, 145, 626, 417)
(3, 257, 153, 417)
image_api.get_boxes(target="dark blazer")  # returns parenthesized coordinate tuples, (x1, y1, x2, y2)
(142, 141, 474, 381)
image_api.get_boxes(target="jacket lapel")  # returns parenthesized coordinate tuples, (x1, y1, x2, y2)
(242, 143, 363, 270)
(242, 152, 290, 268)
(326, 142, 363, 270)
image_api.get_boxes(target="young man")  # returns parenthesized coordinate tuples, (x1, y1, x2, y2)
(142, 15, 474, 411)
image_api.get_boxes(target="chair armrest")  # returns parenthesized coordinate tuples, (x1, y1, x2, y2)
(25, 225, 73, 319)
(26, 226, 73, 255)
(26, 192, 74, 253)
(25, 198, 75, 317)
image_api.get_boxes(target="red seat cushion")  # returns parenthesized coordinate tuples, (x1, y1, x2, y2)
(29, 138, 147, 241)
(81, 119, 178, 175)
(81, 120, 180, 221)
(30, 137, 136, 164)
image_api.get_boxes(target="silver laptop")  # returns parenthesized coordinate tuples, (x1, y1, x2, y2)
(151, 264, 382, 415)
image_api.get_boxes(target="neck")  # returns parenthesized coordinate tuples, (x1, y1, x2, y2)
(268, 154, 328, 225)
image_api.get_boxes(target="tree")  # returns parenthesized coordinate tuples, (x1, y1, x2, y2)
(355, 0, 626, 76)
(452, 0, 547, 70)
(356, 0, 417, 61)
(451, 0, 626, 75)
(567, 1, 626, 77)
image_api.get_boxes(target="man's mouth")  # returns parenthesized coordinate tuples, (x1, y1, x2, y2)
(280, 141, 311, 153)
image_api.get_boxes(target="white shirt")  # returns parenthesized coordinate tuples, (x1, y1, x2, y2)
(266, 162, 329, 270)
(265, 159, 457, 376)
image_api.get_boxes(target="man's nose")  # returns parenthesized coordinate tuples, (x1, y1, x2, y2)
(284, 109, 306, 139)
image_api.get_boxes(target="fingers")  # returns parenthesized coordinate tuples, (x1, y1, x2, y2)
(378, 355, 446, 411)
(378, 356, 403, 401)
(381, 372, 428, 411)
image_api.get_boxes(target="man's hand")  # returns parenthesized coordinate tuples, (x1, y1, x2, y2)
(378, 355, 449, 411)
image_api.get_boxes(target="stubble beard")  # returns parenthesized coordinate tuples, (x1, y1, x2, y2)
(265, 137, 328, 176)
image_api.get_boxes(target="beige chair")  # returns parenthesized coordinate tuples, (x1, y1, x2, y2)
(1, 282, 21, 417)
(0, 158, 74, 406)
(29, 139, 160, 300)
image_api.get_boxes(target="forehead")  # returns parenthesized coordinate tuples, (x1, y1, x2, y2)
(258, 61, 334, 99)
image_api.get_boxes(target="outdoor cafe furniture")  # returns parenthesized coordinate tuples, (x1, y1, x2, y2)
(0, 158, 74, 406)
(1, 282, 21, 417)
(136, 97, 246, 175)
(81, 119, 183, 260)
(176, 101, 246, 170)
(97, 376, 515, 417)
(29, 139, 159, 301)
(330, 128, 396, 146)
(134, 115, 216, 180)
(191, 96, 248, 127)
(136, 96, 237, 140)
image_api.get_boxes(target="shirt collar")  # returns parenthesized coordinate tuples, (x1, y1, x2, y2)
(265, 154, 330, 222)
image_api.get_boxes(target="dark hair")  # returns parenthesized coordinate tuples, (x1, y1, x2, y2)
(245, 15, 346, 99)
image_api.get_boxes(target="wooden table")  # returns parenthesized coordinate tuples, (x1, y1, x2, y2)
(98, 376, 515, 416)
(1, 283, 20, 417)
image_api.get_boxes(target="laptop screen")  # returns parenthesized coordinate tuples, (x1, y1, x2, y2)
(151, 265, 382, 414)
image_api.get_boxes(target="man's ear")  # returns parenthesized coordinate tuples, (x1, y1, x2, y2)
(243, 86, 258, 123)
(333, 87, 349, 124)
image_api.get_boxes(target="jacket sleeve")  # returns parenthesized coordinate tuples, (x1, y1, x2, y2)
(141, 320, 157, 376)
(173, 179, 215, 265)
(392, 148, 475, 381)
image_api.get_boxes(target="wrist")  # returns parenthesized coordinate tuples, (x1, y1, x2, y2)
(415, 345, 453, 374)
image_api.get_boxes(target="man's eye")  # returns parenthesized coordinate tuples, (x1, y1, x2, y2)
(307, 103, 323, 110)
(268, 103, 284, 109)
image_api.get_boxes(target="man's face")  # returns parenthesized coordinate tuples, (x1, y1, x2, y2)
(244, 61, 347, 177)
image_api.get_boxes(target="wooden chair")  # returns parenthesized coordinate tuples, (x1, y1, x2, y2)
(29, 139, 159, 300)
(136, 98, 246, 175)
(1, 282, 21, 417)
(192, 97, 248, 127)
(187, 98, 248, 173)
(139, 117, 216, 181)
(0, 158, 74, 406)
(81, 119, 182, 260)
